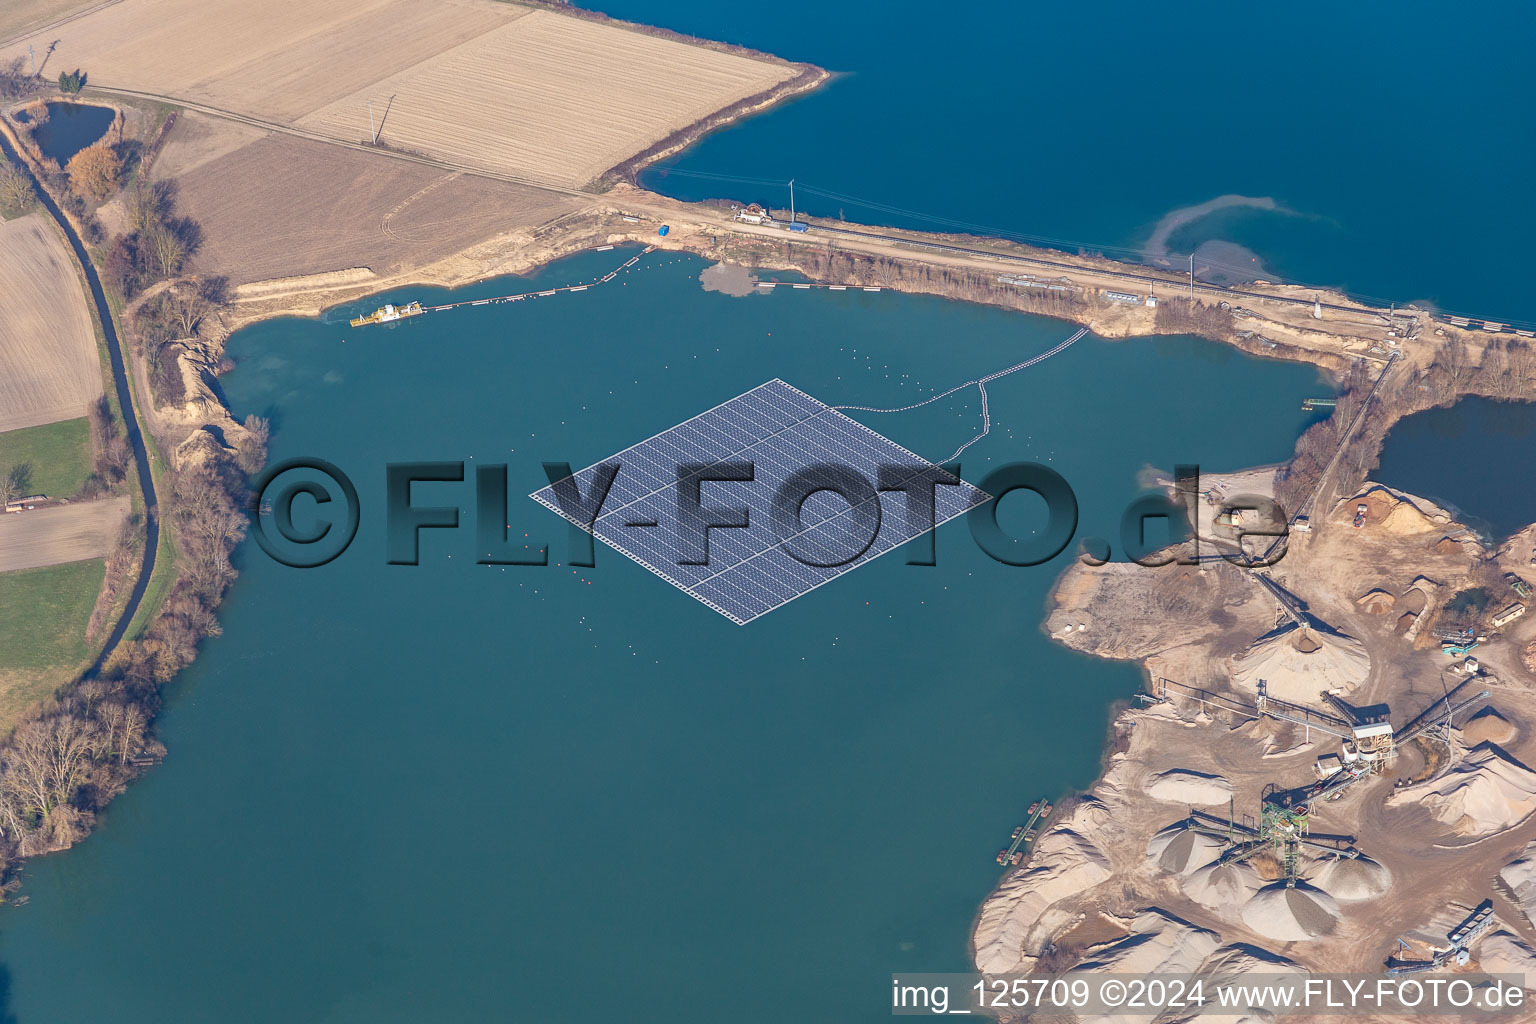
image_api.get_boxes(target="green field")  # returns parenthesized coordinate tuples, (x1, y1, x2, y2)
(0, 417, 93, 500)
(0, 558, 105, 726)
(0, 559, 104, 671)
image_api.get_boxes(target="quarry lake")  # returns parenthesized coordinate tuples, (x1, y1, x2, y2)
(1376, 396, 1536, 543)
(0, 250, 1333, 1022)
(599, 0, 1536, 323)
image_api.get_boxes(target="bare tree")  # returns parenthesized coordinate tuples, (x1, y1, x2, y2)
(2, 716, 98, 816)
(235, 415, 270, 476)
(0, 162, 35, 214)
(144, 224, 187, 279)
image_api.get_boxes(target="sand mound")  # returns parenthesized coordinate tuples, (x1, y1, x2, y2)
(1478, 930, 1536, 975)
(1071, 908, 1219, 976)
(1066, 911, 1221, 1022)
(1198, 944, 1302, 1023)
(1413, 743, 1536, 837)
(1145, 770, 1234, 806)
(1523, 640, 1536, 675)
(973, 825, 1112, 973)
(1241, 882, 1340, 942)
(1350, 488, 1450, 536)
(1232, 622, 1370, 702)
(1498, 841, 1536, 929)
(1202, 942, 1300, 976)
(1147, 824, 1226, 876)
(1310, 855, 1392, 901)
(1356, 588, 1396, 613)
(1182, 860, 1263, 912)
(1461, 707, 1517, 746)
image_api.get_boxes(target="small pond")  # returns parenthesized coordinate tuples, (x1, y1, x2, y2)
(1376, 396, 1536, 542)
(25, 101, 114, 164)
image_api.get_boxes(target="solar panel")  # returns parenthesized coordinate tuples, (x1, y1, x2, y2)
(530, 379, 990, 624)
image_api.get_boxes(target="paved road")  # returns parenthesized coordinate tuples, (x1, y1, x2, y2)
(0, 129, 159, 677)
(0, 497, 130, 572)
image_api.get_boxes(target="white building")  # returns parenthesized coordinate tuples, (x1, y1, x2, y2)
(735, 203, 772, 225)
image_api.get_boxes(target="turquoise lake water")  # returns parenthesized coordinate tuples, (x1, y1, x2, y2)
(0, 250, 1331, 1021)
(4, 0, 1532, 1016)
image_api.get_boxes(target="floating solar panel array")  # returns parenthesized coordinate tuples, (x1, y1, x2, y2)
(530, 379, 990, 625)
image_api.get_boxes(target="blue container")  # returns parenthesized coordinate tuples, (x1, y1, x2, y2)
(658, 225, 670, 236)
(788, 222, 809, 233)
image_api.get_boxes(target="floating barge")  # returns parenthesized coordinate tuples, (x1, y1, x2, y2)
(349, 301, 423, 328)
(995, 798, 1053, 866)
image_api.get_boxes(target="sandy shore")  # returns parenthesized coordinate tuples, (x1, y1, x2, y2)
(973, 475, 1536, 991)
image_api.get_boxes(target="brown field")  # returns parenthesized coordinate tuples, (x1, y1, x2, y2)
(0, 496, 128, 572)
(0, 213, 103, 433)
(146, 109, 266, 180)
(1, 0, 521, 119)
(297, 11, 795, 187)
(3, 0, 795, 187)
(0, 0, 101, 47)
(163, 123, 582, 285)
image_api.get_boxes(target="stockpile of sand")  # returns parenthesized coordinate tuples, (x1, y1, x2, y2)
(1231, 623, 1370, 702)
(1478, 930, 1536, 976)
(1065, 910, 1221, 1024)
(1523, 640, 1536, 675)
(1498, 841, 1536, 929)
(973, 825, 1112, 974)
(1182, 860, 1263, 913)
(1356, 588, 1397, 614)
(1197, 944, 1302, 1024)
(1412, 743, 1536, 837)
(1240, 882, 1340, 942)
(1146, 823, 1225, 876)
(1310, 855, 1392, 901)
(1071, 908, 1219, 976)
(1145, 769, 1234, 806)
(1461, 707, 1517, 746)
(1347, 488, 1450, 535)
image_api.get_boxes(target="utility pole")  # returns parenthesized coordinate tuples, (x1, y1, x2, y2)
(1188, 252, 1194, 301)
(368, 101, 377, 144)
(788, 179, 795, 224)
(27, 44, 35, 77)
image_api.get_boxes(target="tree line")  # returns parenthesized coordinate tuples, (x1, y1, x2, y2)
(0, 443, 263, 869)
(0, 87, 262, 881)
(1275, 334, 1536, 515)
(105, 179, 201, 298)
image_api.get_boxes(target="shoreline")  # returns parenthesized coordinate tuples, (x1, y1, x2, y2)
(6, 5, 1536, 983)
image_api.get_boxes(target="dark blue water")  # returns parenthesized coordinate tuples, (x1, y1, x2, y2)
(595, 0, 1536, 322)
(29, 102, 114, 164)
(0, 250, 1331, 1022)
(1376, 396, 1536, 541)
